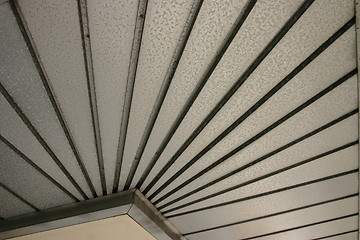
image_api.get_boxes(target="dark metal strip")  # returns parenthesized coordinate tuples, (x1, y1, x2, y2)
(311, 229, 358, 240)
(0, 84, 88, 200)
(112, 0, 148, 193)
(77, 0, 106, 196)
(143, 0, 316, 195)
(184, 193, 358, 235)
(150, 66, 357, 201)
(163, 142, 358, 214)
(165, 169, 358, 218)
(131, 190, 185, 240)
(136, 0, 258, 190)
(9, 0, 96, 198)
(0, 134, 79, 202)
(0, 183, 39, 211)
(0, 190, 135, 234)
(126, 0, 205, 190)
(157, 110, 358, 209)
(240, 213, 358, 240)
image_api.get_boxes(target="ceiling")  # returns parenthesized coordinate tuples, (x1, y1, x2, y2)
(0, 0, 358, 239)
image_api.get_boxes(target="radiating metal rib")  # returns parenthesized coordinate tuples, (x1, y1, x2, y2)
(112, 0, 149, 193)
(123, 0, 204, 190)
(9, 0, 96, 198)
(0, 83, 88, 200)
(157, 110, 358, 209)
(0, 183, 39, 211)
(162, 141, 358, 214)
(0, 134, 79, 202)
(147, 19, 355, 200)
(241, 213, 358, 240)
(184, 194, 357, 236)
(143, 0, 316, 195)
(312, 229, 358, 240)
(165, 169, 358, 218)
(77, 0, 106, 196)
(136, 0, 258, 190)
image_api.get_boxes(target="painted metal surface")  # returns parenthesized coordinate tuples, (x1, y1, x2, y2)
(0, 0, 358, 239)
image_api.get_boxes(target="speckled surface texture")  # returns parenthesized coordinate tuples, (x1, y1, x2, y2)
(87, 0, 138, 194)
(120, 0, 195, 190)
(17, 0, 102, 196)
(0, 0, 358, 239)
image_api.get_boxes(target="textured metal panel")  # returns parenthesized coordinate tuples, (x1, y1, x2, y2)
(134, 0, 251, 187)
(0, 94, 83, 201)
(144, 0, 355, 197)
(0, 4, 84, 201)
(0, 187, 34, 219)
(246, 216, 358, 240)
(16, 0, 102, 195)
(0, 141, 74, 209)
(87, 0, 138, 194)
(184, 197, 357, 240)
(119, 0, 195, 190)
(161, 113, 358, 214)
(168, 173, 358, 233)
(0, 1, 93, 197)
(140, 0, 305, 192)
(155, 75, 358, 204)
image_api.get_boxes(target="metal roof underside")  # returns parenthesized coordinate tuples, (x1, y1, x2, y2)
(0, 0, 359, 239)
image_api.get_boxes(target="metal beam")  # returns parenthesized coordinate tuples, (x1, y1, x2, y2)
(0, 190, 184, 240)
(112, 0, 148, 193)
(77, 0, 106, 196)
(126, 0, 204, 190)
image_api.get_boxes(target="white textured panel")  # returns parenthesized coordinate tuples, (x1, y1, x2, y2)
(169, 174, 358, 233)
(253, 216, 358, 240)
(134, 0, 252, 185)
(17, 0, 102, 195)
(87, 0, 138, 193)
(0, 95, 83, 201)
(119, 0, 194, 189)
(141, 0, 304, 191)
(0, 3, 90, 198)
(144, 0, 355, 195)
(161, 113, 358, 213)
(155, 75, 358, 203)
(186, 197, 357, 240)
(0, 141, 74, 209)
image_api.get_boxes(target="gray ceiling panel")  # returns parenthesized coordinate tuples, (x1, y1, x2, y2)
(134, 0, 253, 188)
(119, 0, 196, 190)
(0, 94, 84, 201)
(0, 0, 357, 238)
(0, 2, 93, 198)
(250, 216, 358, 240)
(0, 187, 35, 219)
(184, 197, 357, 240)
(0, 141, 74, 209)
(145, 0, 356, 197)
(87, 0, 138, 194)
(153, 75, 357, 204)
(16, 0, 102, 196)
(160, 114, 358, 215)
(141, 0, 306, 193)
(168, 173, 358, 233)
